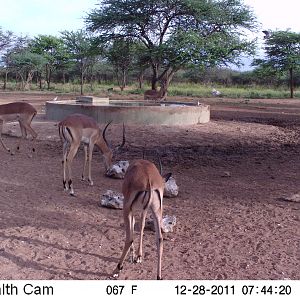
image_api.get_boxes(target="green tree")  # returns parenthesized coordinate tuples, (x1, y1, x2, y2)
(1, 28, 30, 89)
(106, 38, 137, 90)
(0, 27, 14, 89)
(86, 0, 257, 95)
(61, 30, 99, 95)
(1, 33, 30, 90)
(10, 50, 47, 90)
(253, 30, 300, 98)
(30, 35, 65, 89)
(0, 27, 14, 52)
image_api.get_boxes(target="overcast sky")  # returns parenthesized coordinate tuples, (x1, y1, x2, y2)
(0, 0, 97, 36)
(0, 0, 299, 70)
(1, 0, 299, 37)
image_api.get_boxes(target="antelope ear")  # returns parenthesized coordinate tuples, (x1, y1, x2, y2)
(163, 172, 172, 182)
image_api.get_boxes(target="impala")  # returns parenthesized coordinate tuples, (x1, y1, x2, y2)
(144, 83, 167, 101)
(112, 158, 171, 280)
(0, 102, 37, 154)
(58, 114, 125, 196)
(144, 89, 167, 101)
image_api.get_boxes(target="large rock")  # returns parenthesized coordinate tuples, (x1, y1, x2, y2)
(145, 215, 177, 233)
(106, 160, 129, 179)
(100, 190, 124, 209)
(277, 193, 300, 203)
(164, 176, 179, 198)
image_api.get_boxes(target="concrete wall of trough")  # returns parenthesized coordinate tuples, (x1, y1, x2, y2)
(46, 101, 210, 125)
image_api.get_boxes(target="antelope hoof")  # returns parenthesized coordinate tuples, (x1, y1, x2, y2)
(129, 255, 135, 263)
(88, 180, 94, 186)
(70, 192, 76, 197)
(111, 273, 119, 279)
(134, 256, 142, 264)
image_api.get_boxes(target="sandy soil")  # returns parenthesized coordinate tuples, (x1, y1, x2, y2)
(0, 92, 299, 280)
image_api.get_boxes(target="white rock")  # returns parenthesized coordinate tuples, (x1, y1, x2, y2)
(100, 190, 124, 209)
(164, 176, 179, 198)
(278, 193, 300, 203)
(212, 88, 221, 96)
(162, 215, 177, 233)
(145, 215, 177, 233)
(106, 160, 129, 179)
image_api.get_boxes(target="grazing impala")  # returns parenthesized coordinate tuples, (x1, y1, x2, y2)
(0, 102, 37, 154)
(112, 159, 171, 280)
(58, 114, 125, 196)
(144, 83, 167, 101)
(144, 89, 167, 101)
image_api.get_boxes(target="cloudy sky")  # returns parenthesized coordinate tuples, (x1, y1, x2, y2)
(1, 0, 299, 37)
(244, 0, 300, 32)
(0, 0, 299, 70)
(0, 0, 97, 36)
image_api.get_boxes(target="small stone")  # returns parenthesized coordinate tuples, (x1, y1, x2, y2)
(100, 190, 124, 209)
(145, 215, 177, 233)
(277, 193, 300, 203)
(106, 160, 129, 179)
(221, 171, 231, 177)
(164, 176, 179, 197)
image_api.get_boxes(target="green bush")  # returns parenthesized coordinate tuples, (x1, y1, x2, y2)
(1, 80, 299, 99)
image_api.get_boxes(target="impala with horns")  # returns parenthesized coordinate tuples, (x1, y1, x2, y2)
(58, 113, 125, 196)
(112, 158, 171, 280)
(0, 102, 37, 154)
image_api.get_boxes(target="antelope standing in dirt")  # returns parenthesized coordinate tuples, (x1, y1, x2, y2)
(0, 102, 37, 154)
(58, 114, 125, 196)
(144, 83, 167, 101)
(112, 159, 171, 280)
(144, 89, 165, 101)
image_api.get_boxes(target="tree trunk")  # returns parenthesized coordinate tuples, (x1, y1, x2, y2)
(289, 67, 294, 98)
(47, 67, 52, 90)
(62, 71, 66, 85)
(151, 63, 159, 90)
(138, 70, 144, 89)
(24, 71, 33, 90)
(157, 68, 176, 100)
(39, 73, 42, 90)
(120, 69, 126, 91)
(97, 74, 101, 84)
(114, 67, 123, 90)
(3, 70, 8, 90)
(80, 73, 84, 95)
(80, 60, 84, 95)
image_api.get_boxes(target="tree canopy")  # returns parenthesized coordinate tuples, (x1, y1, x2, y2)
(61, 30, 99, 94)
(86, 0, 258, 90)
(30, 35, 66, 89)
(253, 30, 300, 98)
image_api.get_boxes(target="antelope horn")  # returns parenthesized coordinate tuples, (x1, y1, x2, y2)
(102, 120, 112, 148)
(114, 123, 126, 151)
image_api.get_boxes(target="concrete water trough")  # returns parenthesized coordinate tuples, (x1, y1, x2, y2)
(46, 96, 210, 125)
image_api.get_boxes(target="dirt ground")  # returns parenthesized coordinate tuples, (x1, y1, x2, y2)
(0, 92, 299, 280)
